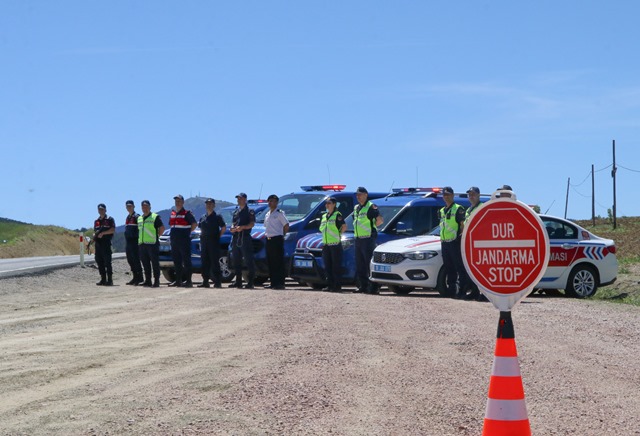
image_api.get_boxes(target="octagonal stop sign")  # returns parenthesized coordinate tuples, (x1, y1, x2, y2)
(461, 191, 549, 311)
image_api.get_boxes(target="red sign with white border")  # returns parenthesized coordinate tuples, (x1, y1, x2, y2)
(462, 192, 549, 311)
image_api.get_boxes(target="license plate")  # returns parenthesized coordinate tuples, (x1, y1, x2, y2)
(294, 259, 313, 268)
(374, 264, 391, 273)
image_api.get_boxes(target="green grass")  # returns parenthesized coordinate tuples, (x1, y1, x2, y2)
(0, 219, 34, 245)
(593, 287, 640, 306)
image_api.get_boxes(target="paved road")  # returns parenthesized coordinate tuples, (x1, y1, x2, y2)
(0, 253, 125, 278)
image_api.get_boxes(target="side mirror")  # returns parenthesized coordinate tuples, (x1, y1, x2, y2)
(307, 218, 321, 229)
(396, 221, 409, 234)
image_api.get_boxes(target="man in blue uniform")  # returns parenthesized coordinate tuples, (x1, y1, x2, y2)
(138, 200, 165, 288)
(439, 186, 467, 299)
(198, 198, 227, 288)
(353, 187, 383, 294)
(229, 192, 256, 289)
(124, 200, 143, 285)
(169, 194, 197, 287)
(263, 194, 290, 290)
(93, 203, 116, 286)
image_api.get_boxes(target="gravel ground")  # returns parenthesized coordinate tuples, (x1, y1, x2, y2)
(0, 259, 639, 435)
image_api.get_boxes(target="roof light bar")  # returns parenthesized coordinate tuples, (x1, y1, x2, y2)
(300, 184, 346, 192)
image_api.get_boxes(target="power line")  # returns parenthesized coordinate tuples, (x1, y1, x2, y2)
(618, 164, 640, 173)
(570, 185, 591, 199)
(594, 163, 612, 173)
(569, 170, 591, 187)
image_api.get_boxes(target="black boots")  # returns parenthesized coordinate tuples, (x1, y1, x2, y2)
(105, 274, 113, 286)
(96, 274, 106, 286)
(198, 279, 210, 288)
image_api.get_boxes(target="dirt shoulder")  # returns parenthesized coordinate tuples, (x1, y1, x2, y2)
(1, 259, 639, 435)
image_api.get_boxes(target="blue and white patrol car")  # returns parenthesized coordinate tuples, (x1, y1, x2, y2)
(370, 214, 617, 298)
(159, 200, 268, 283)
(291, 188, 487, 289)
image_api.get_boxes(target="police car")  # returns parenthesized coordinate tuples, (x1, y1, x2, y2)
(243, 185, 387, 282)
(159, 200, 268, 283)
(291, 188, 487, 288)
(370, 214, 618, 298)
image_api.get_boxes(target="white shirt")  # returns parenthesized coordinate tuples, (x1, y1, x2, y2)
(264, 209, 289, 237)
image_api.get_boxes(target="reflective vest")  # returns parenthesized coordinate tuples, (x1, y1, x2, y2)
(440, 203, 462, 242)
(170, 209, 192, 229)
(464, 203, 480, 225)
(354, 201, 374, 238)
(138, 213, 159, 244)
(320, 211, 341, 245)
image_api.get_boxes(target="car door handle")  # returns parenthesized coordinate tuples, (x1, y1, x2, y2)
(561, 243, 575, 249)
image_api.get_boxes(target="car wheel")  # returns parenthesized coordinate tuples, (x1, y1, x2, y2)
(219, 253, 234, 283)
(388, 285, 413, 295)
(436, 267, 449, 297)
(162, 269, 176, 283)
(565, 265, 598, 298)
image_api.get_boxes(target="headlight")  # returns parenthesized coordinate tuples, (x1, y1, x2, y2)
(341, 237, 354, 250)
(284, 232, 298, 241)
(403, 251, 438, 261)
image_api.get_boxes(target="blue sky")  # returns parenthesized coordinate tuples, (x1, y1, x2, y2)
(2, 1, 639, 230)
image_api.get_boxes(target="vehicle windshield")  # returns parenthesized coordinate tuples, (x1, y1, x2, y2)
(344, 204, 406, 231)
(255, 193, 326, 223)
(219, 208, 235, 227)
(428, 225, 440, 236)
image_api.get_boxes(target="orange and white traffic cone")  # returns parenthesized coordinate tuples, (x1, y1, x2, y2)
(482, 311, 531, 436)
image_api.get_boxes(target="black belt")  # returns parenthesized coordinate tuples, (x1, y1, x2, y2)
(267, 235, 284, 240)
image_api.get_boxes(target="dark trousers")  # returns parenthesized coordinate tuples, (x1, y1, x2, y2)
(139, 243, 160, 280)
(171, 237, 192, 283)
(231, 232, 255, 282)
(355, 237, 376, 291)
(125, 238, 141, 274)
(266, 235, 285, 287)
(441, 238, 467, 296)
(201, 237, 222, 285)
(95, 240, 112, 276)
(322, 244, 343, 290)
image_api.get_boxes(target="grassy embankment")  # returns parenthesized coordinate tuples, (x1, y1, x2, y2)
(0, 218, 81, 259)
(575, 217, 640, 306)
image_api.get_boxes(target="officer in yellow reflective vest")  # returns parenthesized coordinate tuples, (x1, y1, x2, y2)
(353, 187, 383, 294)
(439, 186, 467, 299)
(320, 196, 346, 292)
(137, 200, 165, 288)
(462, 186, 483, 301)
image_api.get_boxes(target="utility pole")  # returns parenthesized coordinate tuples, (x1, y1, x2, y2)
(591, 164, 595, 226)
(564, 177, 570, 219)
(612, 140, 617, 229)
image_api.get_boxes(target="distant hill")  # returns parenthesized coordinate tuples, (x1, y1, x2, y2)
(111, 197, 235, 252)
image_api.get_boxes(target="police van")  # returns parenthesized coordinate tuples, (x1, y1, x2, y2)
(240, 185, 387, 283)
(159, 200, 268, 283)
(291, 188, 488, 289)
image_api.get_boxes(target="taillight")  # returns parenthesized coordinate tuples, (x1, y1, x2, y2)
(605, 245, 617, 255)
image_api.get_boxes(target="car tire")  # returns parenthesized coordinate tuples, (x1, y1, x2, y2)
(219, 252, 234, 283)
(162, 269, 176, 283)
(389, 285, 413, 295)
(436, 267, 449, 297)
(565, 265, 598, 298)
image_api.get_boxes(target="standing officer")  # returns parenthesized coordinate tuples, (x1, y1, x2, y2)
(263, 194, 290, 290)
(138, 200, 165, 287)
(229, 192, 256, 289)
(320, 196, 346, 292)
(198, 198, 227, 288)
(169, 194, 197, 287)
(440, 186, 467, 299)
(93, 203, 116, 286)
(124, 200, 143, 285)
(353, 187, 383, 294)
(463, 186, 482, 300)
